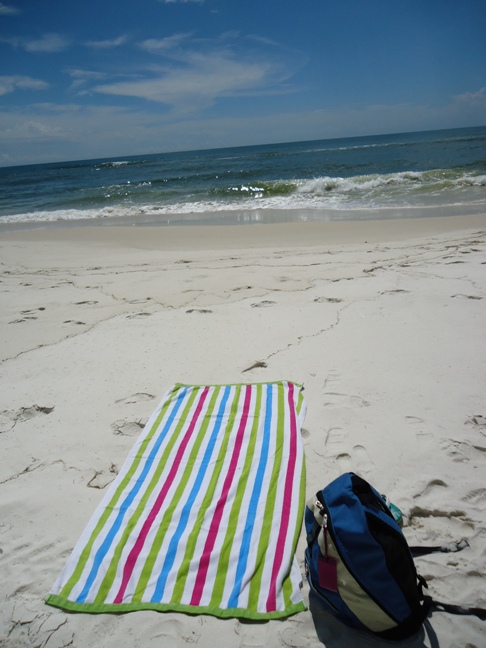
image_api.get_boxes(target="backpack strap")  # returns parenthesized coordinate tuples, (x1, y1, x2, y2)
(410, 538, 469, 557)
(431, 600, 486, 621)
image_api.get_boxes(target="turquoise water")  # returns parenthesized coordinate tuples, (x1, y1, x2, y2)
(0, 126, 485, 226)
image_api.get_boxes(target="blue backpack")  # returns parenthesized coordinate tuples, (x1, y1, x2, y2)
(304, 473, 485, 640)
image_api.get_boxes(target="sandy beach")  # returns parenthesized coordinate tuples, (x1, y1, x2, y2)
(1, 213, 485, 647)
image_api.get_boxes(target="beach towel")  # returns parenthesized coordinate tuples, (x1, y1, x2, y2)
(47, 381, 307, 619)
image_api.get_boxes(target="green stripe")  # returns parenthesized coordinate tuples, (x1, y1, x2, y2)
(170, 385, 242, 603)
(208, 384, 262, 608)
(46, 594, 306, 620)
(295, 386, 305, 418)
(247, 382, 285, 609)
(131, 386, 222, 602)
(92, 387, 201, 604)
(59, 384, 181, 599)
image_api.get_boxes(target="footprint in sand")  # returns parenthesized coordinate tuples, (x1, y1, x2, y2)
(87, 463, 118, 489)
(462, 488, 486, 506)
(409, 478, 474, 536)
(126, 312, 152, 319)
(0, 405, 55, 433)
(336, 445, 375, 475)
(322, 392, 370, 408)
(405, 415, 434, 451)
(9, 316, 38, 323)
(407, 504, 474, 536)
(186, 308, 213, 314)
(322, 369, 369, 408)
(19, 405, 54, 420)
(111, 419, 146, 436)
(325, 426, 345, 448)
(441, 439, 486, 463)
(138, 618, 186, 648)
(466, 415, 486, 436)
(353, 445, 375, 474)
(127, 298, 152, 304)
(116, 392, 155, 405)
(323, 369, 340, 391)
(278, 622, 322, 648)
(451, 294, 482, 300)
(314, 296, 343, 303)
(336, 452, 352, 473)
(21, 307, 46, 313)
(251, 300, 276, 308)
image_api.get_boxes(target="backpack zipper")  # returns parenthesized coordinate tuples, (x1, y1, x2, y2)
(315, 497, 330, 559)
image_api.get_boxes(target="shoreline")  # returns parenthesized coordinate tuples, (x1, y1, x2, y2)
(1, 212, 485, 251)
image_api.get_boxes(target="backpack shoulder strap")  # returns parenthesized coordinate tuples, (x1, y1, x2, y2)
(410, 538, 469, 557)
(431, 600, 486, 621)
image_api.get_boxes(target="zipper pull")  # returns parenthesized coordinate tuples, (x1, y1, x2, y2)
(323, 513, 329, 560)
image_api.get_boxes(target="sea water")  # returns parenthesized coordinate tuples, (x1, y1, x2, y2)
(0, 126, 485, 226)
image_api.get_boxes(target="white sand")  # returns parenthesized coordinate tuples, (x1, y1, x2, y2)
(1, 214, 485, 647)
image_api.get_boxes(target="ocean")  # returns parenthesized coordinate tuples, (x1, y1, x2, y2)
(1, 126, 485, 227)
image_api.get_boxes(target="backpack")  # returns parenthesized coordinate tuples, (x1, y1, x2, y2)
(304, 472, 485, 641)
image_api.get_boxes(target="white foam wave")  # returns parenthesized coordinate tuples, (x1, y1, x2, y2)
(2, 169, 484, 225)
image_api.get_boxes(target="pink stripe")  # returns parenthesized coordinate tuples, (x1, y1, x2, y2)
(190, 385, 252, 606)
(113, 386, 210, 604)
(266, 382, 297, 611)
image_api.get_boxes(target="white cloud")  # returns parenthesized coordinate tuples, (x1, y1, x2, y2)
(66, 68, 108, 90)
(0, 75, 48, 96)
(94, 48, 291, 113)
(0, 2, 19, 14)
(95, 59, 270, 110)
(140, 33, 193, 53)
(455, 87, 486, 104)
(85, 35, 128, 50)
(18, 33, 70, 53)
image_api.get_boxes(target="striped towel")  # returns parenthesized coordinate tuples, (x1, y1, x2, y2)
(47, 381, 307, 619)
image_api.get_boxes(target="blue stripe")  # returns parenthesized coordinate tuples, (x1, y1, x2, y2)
(227, 383, 272, 608)
(75, 386, 189, 603)
(150, 385, 232, 601)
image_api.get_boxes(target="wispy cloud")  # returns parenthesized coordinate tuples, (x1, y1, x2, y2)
(455, 87, 486, 104)
(0, 2, 19, 15)
(85, 35, 128, 50)
(3, 32, 70, 52)
(140, 32, 193, 53)
(67, 69, 108, 90)
(25, 33, 70, 52)
(0, 75, 48, 96)
(93, 31, 297, 114)
(94, 51, 284, 112)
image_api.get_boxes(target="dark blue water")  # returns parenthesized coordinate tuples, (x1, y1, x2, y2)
(1, 126, 485, 225)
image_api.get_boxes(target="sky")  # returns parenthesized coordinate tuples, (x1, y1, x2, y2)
(1, 0, 485, 166)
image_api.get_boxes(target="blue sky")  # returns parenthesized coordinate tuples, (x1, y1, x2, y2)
(1, 0, 485, 166)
